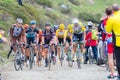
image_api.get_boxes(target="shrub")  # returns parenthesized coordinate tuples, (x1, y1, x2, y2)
(79, 12, 101, 23)
(69, 0, 80, 6)
(60, 8, 71, 14)
(36, 0, 52, 8)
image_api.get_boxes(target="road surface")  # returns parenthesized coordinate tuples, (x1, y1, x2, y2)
(0, 60, 117, 80)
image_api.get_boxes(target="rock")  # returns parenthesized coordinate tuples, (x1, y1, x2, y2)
(60, 4, 69, 10)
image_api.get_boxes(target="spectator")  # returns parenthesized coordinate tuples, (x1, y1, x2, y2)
(18, 0, 22, 6)
(106, 4, 120, 80)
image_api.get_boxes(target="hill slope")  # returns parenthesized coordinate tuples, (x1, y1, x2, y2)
(0, 0, 120, 31)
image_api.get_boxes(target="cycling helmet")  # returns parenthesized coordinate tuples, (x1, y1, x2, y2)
(87, 21, 93, 27)
(45, 23, 51, 27)
(23, 24, 29, 29)
(53, 25, 59, 30)
(67, 24, 73, 33)
(72, 18, 79, 24)
(59, 24, 65, 30)
(16, 18, 23, 23)
(30, 20, 36, 25)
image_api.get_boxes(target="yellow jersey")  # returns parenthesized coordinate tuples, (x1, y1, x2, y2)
(56, 29, 66, 38)
(64, 30, 73, 39)
(106, 11, 120, 46)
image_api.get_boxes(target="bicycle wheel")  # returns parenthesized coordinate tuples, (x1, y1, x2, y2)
(60, 48, 64, 66)
(48, 53, 51, 71)
(29, 47, 34, 70)
(14, 52, 21, 71)
(76, 50, 81, 69)
(47, 46, 51, 71)
(67, 49, 73, 67)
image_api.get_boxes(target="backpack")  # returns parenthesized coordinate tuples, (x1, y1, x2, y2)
(91, 30, 98, 40)
(12, 25, 23, 37)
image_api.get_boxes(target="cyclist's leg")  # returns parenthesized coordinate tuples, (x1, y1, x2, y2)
(25, 38, 31, 67)
(57, 38, 63, 59)
(78, 33, 84, 54)
(43, 39, 50, 67)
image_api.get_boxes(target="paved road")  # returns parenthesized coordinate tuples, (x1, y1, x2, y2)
(0, 60, 117, 80)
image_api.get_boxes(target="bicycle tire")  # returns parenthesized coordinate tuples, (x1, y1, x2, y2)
(48, 53, 51, 71)
(67, 49, 73, 67)
(14, 52, 21, 71)
(60, 49, 64, 66)
(29, 47, 34, 70)
(76, 48, 81, 69)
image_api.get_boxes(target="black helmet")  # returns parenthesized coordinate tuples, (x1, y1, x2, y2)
(45, 23, 51, 27)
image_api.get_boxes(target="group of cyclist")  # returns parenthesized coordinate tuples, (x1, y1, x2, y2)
(1, 3, 120, 80)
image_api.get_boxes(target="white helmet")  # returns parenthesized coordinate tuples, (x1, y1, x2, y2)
(72, 18, 79, 24)
(16, 18, 23, 24)
(88, 21, 93, 26)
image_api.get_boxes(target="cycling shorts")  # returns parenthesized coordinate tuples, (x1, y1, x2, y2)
(58, 38, 64, 44)
(66, 38, 71, 44)
(26, 37, 36, 44)
(73, 33, 83, 43)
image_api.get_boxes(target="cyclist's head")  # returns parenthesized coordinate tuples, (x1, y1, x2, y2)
(87, 21, 93, 28)
(16, 18, 23, 26)
(53, 25, 59, 31)
(59, 24, 65, 30)
(23, 24, 29, 30)
(30, 20, 36, 28)
(72, 18, 79, 27)
(105, 7, 112, 16)
(67, 24, 73, 33)
(112, 4, 119, 12)
(45, 23, 51, 30)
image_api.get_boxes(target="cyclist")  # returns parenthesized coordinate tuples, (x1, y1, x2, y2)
(42, 23, 56, 67)
(23, 24, 29, 32)
(53, 25, 59, 32)
(37, 29, 43, 66)
(84, 21, 98, 64)
(25, 20, 39, 66)
(56, 24, 66, 61)
(0, 28, 8, 43)
(64, 24, 73, 54)
(8, 18, 25, 59)
(72, 18, 86, 61)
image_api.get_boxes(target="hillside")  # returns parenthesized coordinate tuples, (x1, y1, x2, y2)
(0, 0, 120, 31)
(0, 0, 120, 65)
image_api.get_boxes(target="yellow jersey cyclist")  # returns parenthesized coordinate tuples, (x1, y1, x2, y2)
(56, 24, 66, 60)
(72, 18, 86, 57)
(64, 24, 73, 55)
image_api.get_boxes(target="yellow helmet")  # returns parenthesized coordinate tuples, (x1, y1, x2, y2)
(59, 24, 65, 30)
(67, 24, 73, 33)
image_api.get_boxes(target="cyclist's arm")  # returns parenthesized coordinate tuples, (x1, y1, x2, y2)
(55, 30, 59, 43)
(82, 26, 86, 42)
(64, 30, 67, 43)
(36, 33, 39, 44)
(70, 33, 73, 43)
